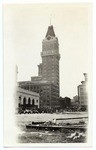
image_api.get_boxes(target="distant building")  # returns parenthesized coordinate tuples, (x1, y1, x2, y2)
(77, 73, 88, 106)
(71, 95, 79, 106)
(19, 25, 60, 109)
(16, 87, 39, 110)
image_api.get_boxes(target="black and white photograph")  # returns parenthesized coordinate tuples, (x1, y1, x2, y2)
(3, 3, 93, 147)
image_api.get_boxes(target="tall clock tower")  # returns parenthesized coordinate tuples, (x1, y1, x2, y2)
(19, 25, 61, 108)
(41, 25, 60, 97)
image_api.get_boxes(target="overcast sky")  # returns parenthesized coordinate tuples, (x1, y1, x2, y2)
(4, 3, 92, 98)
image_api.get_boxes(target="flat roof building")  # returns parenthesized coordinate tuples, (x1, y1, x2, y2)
(16, 87, 39, 112)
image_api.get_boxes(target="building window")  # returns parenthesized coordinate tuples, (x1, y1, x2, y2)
(36, 100, 38, 103)
(28, 97, 31, 105)
(19, 96, 21, 100)
(32, 99, 35, 106)
(43, 99, 46, 103)
(23, 97, 26, 105)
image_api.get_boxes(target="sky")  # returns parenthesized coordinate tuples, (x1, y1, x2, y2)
(4, 3, 92, 98)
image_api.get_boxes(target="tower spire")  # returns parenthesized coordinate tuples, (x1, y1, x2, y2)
(50, 15, 51, 26)
(50, 14, 52, 26)
(16, 65, 18, 86)
(46, 25, 55, 37)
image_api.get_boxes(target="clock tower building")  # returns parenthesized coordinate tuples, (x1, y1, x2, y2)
(19, 25, 60, 109)
(41, 25, 60, 96)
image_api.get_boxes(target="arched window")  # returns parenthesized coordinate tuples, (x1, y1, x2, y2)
(19, 96, 21, 100)
(23, 97, 26, 105)
(32, 99, 35, 106)
(18, 96, 21, 104)
(28, 97, 31, 105)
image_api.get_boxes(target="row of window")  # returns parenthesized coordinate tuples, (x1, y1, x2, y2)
(43, 45, 58, 51)
(30, 86, 50, 91)
(42, 66, 59, 72)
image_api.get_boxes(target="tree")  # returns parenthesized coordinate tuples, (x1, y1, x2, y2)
(57, 96, 71, 109)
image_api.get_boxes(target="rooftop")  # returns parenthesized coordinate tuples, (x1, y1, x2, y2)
(46, 25, 55, 37)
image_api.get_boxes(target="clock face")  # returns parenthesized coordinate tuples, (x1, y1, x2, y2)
(47, 36, 51, 40)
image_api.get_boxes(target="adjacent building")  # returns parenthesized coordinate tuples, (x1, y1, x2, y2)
(19, 81, 59, 109)
(77, 73, 88, 106)
(16, 87, 39, 111)
(19, 25, 60, 109)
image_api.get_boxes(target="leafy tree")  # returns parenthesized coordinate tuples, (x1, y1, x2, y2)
(57, 96, 71, 109)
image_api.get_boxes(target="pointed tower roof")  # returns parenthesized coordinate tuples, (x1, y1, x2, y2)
(46, 25, 55, 37)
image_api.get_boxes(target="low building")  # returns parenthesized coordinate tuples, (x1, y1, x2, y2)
(18, 81, 59, 109)
(16, 87, 39, 111)
(77, 73, 88, 106)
